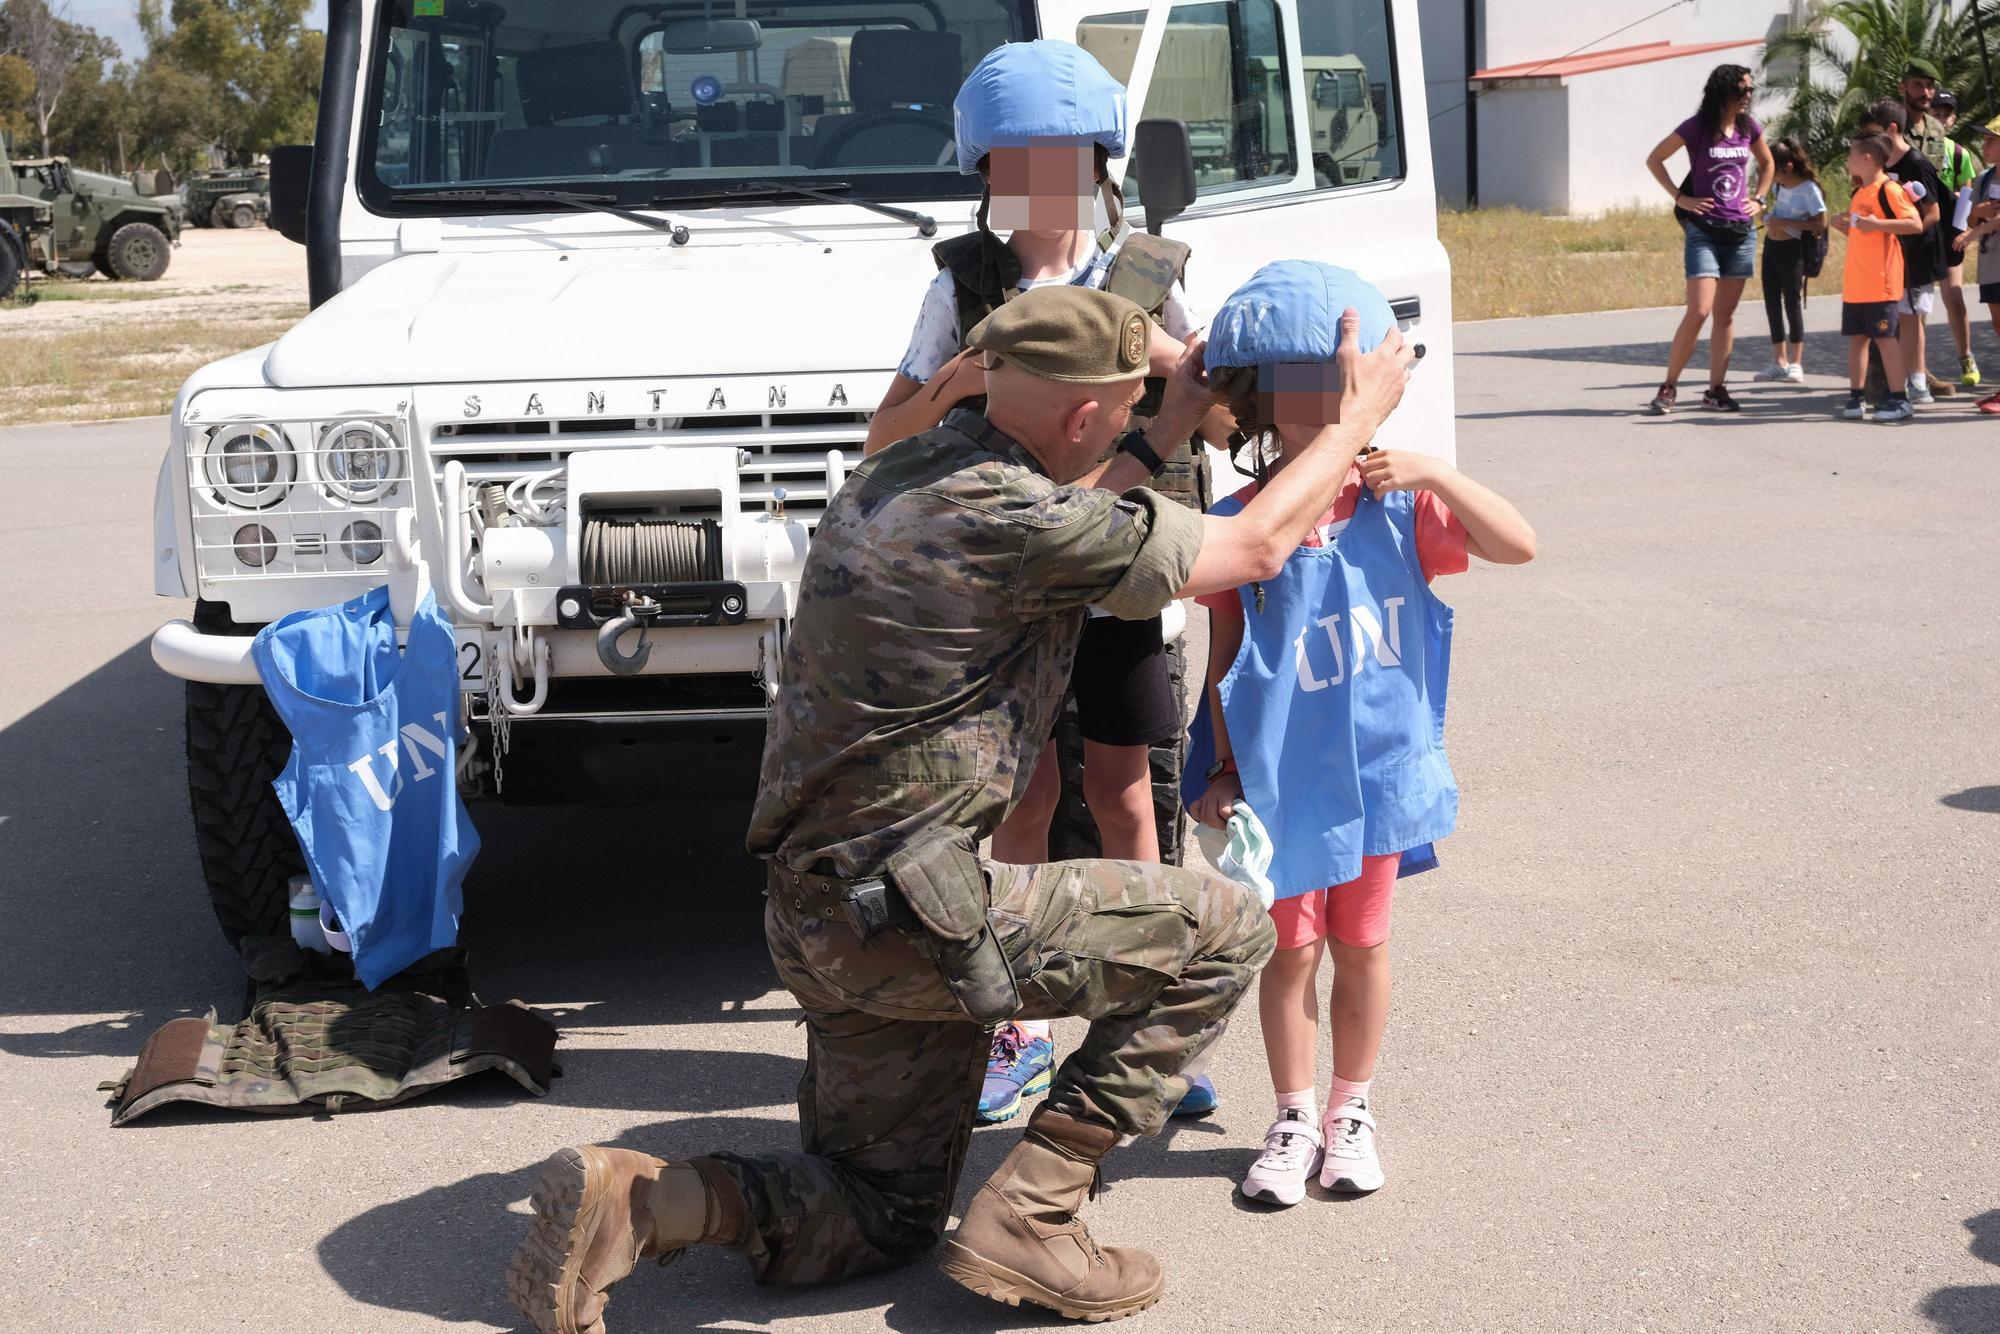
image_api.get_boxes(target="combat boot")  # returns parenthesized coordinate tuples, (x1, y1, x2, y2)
(505, 1146, 740, 1334)
(940, 1106, 1165, 1321)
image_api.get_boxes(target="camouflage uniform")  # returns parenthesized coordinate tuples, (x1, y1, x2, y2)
(713, 408, 1275, 1285)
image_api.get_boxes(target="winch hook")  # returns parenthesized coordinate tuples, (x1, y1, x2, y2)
(596, 604, 653, 675)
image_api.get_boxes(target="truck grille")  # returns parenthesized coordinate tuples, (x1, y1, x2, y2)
(430, 408, 867, 529)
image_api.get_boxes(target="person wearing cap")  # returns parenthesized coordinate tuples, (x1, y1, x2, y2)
(1181, 262, 1534, 1208)
(504, 282, 1416, 1330)
(1928, 88, 1984, 388)
(862, 37, 1228, 1128)
(1949, 117, 2000, 411)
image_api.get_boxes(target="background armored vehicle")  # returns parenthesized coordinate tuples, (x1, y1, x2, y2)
(187, 170, 273, 228)
(0, 134, 56, 299)
(149, 0, 1453, 950)
(9, 152, 181, 280)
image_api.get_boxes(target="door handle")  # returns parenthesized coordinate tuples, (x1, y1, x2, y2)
(1390, 296, 1421, 323)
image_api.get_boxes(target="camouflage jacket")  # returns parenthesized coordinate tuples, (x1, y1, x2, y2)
(745, 409, 1204, 877)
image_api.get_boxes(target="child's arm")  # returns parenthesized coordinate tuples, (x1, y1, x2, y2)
(1357, 451, 1537, 565)
(1189, 601, 1247, 831)
(863, 351, 985, 455)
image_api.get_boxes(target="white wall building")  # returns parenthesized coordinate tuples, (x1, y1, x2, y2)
(1418, 0, 1827, 214)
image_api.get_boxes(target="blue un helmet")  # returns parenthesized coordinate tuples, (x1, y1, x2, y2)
(953, 40, 1130, 175)
(1205, 260, 1398, 371)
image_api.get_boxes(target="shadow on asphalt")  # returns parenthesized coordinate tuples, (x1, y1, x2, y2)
(0, 638, 793, 1068)
(1921, 1208, 2000, 1332)
(315, 1110, 1242, 1330)
(1939, 785, 2000, 813)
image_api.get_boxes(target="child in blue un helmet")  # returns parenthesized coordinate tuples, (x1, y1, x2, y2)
(1186, 262, 1535, 1206)
(866, 38, 1228, 1125)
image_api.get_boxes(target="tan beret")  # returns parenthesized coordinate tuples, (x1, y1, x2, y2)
(966, 284, 1150, 384)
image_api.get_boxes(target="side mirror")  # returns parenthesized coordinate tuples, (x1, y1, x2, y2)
(269, 144, 312, 245)
(1131, 118, 1196, 235)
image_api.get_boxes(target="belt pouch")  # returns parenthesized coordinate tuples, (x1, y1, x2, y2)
(885, 833, 1019, 1025)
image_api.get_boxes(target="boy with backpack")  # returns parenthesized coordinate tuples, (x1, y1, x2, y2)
(1832, 135, 1924, 422)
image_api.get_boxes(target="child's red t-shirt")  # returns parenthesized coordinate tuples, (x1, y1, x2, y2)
(1194, 467, 1469, 618)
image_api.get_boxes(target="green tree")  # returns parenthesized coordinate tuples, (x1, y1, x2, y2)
(1762, 0, 2000, 172)
(0, 0, 119, 155)
(147, 0, 322, 161)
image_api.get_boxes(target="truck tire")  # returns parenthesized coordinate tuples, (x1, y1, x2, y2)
(231, 204, 256, 230)
(105, 221, 171, 281)
(0, 236, 19, 301)
(185, 600, 301, 947)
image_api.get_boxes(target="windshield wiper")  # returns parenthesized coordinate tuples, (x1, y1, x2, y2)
(656, 180, 936, 237)
(397, 187, 691, 244)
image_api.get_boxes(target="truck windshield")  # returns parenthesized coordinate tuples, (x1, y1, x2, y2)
(360, 0, 1035, 213)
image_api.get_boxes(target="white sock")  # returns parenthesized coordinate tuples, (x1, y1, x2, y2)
(1911, 372, 1930, 391)
(1016, 1020, 1051, 1040)
(1275, 1087, 1316, 1116)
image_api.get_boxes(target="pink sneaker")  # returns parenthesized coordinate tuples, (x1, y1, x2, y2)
(1240, 1108, 1323, 1206)
(1320, 1098, 1384, 1193)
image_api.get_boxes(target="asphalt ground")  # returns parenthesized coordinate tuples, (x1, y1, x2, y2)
(2, 300, 1996, 1332)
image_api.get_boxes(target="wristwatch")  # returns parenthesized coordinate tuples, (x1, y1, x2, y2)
(1205, 756, 1237, 782)
(1116, 427, 1167, 476)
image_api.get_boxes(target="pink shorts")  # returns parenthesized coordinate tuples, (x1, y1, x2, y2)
(1267, 853, 1401, 950)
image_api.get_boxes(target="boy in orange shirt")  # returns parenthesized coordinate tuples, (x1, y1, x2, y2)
(1832, 135, 1925, 421)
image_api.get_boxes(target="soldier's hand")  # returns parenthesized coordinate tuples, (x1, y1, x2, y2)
(1191, 771, 1242, 830)
(1336, 308, 1415, 439)
(1156, 333, 1219, 435)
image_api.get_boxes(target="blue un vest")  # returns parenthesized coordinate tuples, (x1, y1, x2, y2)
(251, 587, 479, 988)
(1186, 487, 1457, 899)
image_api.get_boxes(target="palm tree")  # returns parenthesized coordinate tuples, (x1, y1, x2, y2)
(1762, 0, 2000, 171)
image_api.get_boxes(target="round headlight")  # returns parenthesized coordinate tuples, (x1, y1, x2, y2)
(204, 424, 293, 509)
(233, 523, 278, 568)
(340, 519, 384, 565)
(320, 420, 402, 503)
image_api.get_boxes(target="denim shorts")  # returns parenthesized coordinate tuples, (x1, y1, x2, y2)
(1683, 220, 1757, 280)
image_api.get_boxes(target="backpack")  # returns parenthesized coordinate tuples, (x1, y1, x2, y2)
(1804, 220, 1831, 280)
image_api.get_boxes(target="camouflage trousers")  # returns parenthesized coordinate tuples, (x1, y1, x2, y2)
(702, 854, 1274, 1286)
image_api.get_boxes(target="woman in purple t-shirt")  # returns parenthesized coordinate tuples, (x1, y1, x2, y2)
(1642, 64, 1775, 415)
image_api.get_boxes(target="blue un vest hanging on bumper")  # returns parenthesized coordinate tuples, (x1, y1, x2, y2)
(252, 587, 479, 988)
(1186, 488, 1456, 900)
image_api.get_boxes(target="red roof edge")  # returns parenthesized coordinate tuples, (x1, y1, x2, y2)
(1470, 38, 1761, 84)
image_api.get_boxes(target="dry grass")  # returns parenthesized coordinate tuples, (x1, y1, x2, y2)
(1443, 206, 1851, 322)
(0, 307, 306, 426)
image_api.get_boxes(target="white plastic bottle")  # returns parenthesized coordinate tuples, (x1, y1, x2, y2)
(288, 876, 330, 953)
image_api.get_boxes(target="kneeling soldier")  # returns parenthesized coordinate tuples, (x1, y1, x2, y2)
(507, 284, 1415, 1331)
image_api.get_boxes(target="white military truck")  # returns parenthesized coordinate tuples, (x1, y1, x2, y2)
(149, 0, 1451, 949)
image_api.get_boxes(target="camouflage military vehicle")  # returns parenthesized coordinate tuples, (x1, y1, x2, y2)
(0, 136, 55, 299)
(187, 170, 272, 228)
(9, 151, 182, 280)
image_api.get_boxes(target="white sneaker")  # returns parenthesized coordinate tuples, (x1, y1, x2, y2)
(1320, 1098, 1385, 1193)
(1753, 364, 1791, 382)
(1241, 1108, 1323, 1206)
(1907, 378, 1936, 406)
(1784, 363, 1805, 383)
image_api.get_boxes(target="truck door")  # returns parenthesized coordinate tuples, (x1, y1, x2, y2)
(1063, 0, 1455, 463)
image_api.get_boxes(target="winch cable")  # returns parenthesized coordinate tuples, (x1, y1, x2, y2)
(581, 515, 723, 585)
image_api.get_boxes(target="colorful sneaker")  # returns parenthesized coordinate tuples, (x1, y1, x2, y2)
(1647, 383, 1676, 415)
(1171, 1073, 1219, 1118)
(1319, 1098, 1385, 1193)
(1976, 390, 2000, 415)
(1784, 363, 1806, 384)
(1240, 1109, 1323, 1207)
(1700, 384, 1741, 412)
(1840, 390, 1869, 420)
(1961, 356, 1981, 388)
(976, 1023, 1054, 1124)
(1907, 378, 1936, 406)
(1753, 363, 1790, 382)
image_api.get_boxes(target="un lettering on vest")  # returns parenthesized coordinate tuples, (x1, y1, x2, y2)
(345, 712, 451, 813)
(1292, 596, 1406, 692)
